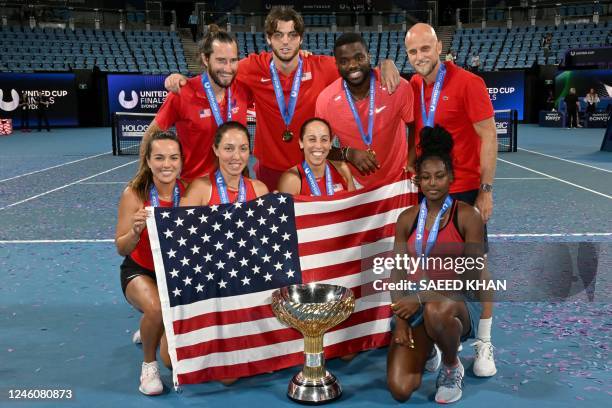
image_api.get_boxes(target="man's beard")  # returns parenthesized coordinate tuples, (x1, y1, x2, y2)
(208, 69, 234, 89)
(272, 46, 300, 63)
(418, 58, 439, 78)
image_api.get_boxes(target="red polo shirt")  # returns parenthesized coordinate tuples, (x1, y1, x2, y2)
(410, 62, 494, 193)
(236, 52, 339, 171)
(315, 71, 414, 188)
(155, 75, 252, 181)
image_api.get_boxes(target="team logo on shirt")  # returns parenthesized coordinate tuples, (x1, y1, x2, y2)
(199, 109, 212, 118)
(301, 72, 312, 82)
(443, 96, 449, 101)
(0, 89, 19, 112)
(375, 106, 387, 114)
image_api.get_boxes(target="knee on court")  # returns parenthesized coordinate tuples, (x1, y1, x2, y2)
(388, 376, 421, 402)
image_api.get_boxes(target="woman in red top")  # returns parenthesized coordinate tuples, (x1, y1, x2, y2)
(181, 121, 268, 206)
(115, 131, 186, 395)
(387, 126, 487, 404)
(277, 118, 355, 195)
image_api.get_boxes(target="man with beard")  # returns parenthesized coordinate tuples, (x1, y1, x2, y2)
(140, 25, 252, 183)
(405, 23, 497, 380)
(315, 33, 414, 189)
(164, 7, 401, 191)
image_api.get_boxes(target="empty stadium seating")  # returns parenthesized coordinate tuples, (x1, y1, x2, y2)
(450, 21, 612, 71)
(0, 26, 189, 74)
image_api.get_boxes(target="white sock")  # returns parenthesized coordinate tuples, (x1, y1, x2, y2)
(477, 317, 492, 343)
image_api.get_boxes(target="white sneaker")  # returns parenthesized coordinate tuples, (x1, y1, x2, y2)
(435, 360, 464, 404)
(132, 329, 142, 344)
(425, 344, 442, 372)
(472, 339, 497, 377)
(139, 361, 163, 395)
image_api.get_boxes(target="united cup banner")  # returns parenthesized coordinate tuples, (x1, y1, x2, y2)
(0, 73, 78, 127)
(146, 176, 417, 385)
(107, 74, 168, 120)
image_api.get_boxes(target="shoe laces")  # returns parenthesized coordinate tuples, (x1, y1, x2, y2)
(471, 339, 495, 361)
(436, 365, 463, 389)
(142, 362, 160, 380)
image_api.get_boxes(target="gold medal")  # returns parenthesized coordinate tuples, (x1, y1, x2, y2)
(282, 129, 293, 142)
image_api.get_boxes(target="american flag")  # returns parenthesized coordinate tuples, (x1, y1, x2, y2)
(147, 175, 417, 386)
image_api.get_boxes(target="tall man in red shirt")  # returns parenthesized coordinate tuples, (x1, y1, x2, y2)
(140, 27, 252, 182)
(315, 33, 415, 189)
(405, 23, 497, 383)
(164, 7, 401, 191)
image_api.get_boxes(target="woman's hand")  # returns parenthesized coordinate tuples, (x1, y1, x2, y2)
(131, 208, 148, 237)
(390, 296, 421, 320)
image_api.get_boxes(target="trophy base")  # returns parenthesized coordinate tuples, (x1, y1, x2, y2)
(287, 370, 342, 404)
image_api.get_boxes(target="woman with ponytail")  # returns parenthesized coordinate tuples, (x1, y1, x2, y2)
(115, 131, 186, 395)
(386, 126, 487, 404)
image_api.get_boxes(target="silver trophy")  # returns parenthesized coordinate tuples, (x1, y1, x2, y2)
(271, 283, 355, 404)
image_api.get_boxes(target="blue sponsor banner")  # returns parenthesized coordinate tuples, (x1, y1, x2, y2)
(0, 73, 78, 127)
(107, 74, 168, 119)
(480, 71, 525, 120)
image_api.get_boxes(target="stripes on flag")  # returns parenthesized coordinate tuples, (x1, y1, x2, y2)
(147, 173, 417, 386)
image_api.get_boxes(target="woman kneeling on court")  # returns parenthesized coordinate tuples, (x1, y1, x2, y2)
(387, 126, 486, 404)
(277, 118, 355, 195)
(115, 131, 185, 395)
(180, 121, 268, 206)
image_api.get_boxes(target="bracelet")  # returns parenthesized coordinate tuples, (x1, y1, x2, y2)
(415, 292, 422, 306)
(342, 146, 351, 162)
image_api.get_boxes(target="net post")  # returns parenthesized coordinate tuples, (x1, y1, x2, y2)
(513, 109, 518, 152)
(112, 112, 117, 155)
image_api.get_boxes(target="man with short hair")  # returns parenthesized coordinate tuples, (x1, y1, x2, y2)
(164, 6, 401, 191)
(141, 27, 252, 182)
(404, 23, 498, 403)
(315, 33, 414, 189)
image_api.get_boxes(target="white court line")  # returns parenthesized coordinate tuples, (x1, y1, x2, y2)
(497, 158, 612, 200)
(0, 151, 112, 183)
(517, 147, 612, 173)
(0, 160, 137, 211)
(1, 233, 610, 244)
(496, 177, 550, 180)
(78, 181, 128, 185)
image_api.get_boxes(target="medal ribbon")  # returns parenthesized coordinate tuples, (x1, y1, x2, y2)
(342, 71, 375, 148)
(420, 63, 446, 128)
(302, 161, 334, 196)
(149, 183, 180, 208)
(201, 73, 232, 126)
(215, 169, 246, 204)
(269, 57, 303, 129)
(415, 195, 453, 259)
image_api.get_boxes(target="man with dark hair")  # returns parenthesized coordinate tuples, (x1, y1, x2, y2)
(141, 25, 252, 183)
(165, 6, 401, 191)
(35, 93, 50, 132)
(564, 88, 581, 128)
(18, 91, 30, 132)
(315, 33, 414, 189)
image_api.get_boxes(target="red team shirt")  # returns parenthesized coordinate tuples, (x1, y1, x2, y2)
(208, 176, 258, 205)
(237, 53, 339, 171)
(410, 62, 494, 193)
(315, 71, 414, 188)
(297, 161, 348, 195)
(130, 182, 187, 271)
(155, 75, 252, 181)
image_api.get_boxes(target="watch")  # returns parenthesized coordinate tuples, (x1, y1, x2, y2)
(480, 183, 493, 193)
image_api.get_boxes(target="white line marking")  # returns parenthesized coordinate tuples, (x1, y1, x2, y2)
(496, 177, 550, 180)
(1, 233, 610, 244)
(0, 151, 112, 183)
(497, 158, 612, 200)
(517, 147, 612, 173)
(489, 233, 612, 238)
(0, 239, 115, 244)
(0, 160, 137, 211)
(78, 181, 128, 185)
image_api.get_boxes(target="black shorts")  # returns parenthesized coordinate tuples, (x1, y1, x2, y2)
(418, 189, 489, 251)
(120, 256, 156, 297)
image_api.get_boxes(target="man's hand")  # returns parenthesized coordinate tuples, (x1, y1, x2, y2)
(380, 59, 400, 94)
(165, 73, 188, 94)
(347, 148, 380, 175)
(299, 49, 313, 58)
(475, 191, 493, 223)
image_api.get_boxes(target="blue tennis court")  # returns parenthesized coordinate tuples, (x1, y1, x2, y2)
(0, 125, 610, 407)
